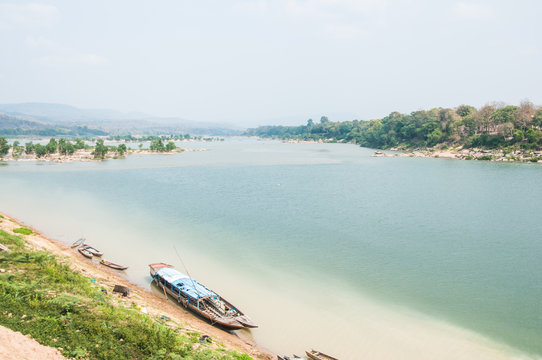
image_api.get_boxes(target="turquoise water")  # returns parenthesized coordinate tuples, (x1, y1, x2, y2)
(1, 140, 541, 358)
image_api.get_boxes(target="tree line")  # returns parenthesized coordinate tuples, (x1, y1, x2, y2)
(245, 101, 542, 150)
(0, 138, 126, 160)
(0, 137, 182, 160)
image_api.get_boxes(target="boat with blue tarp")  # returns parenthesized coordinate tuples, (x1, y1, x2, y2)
(149, 263, 257, 330)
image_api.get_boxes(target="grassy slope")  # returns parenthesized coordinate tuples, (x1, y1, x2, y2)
(0, 227, 252, 360)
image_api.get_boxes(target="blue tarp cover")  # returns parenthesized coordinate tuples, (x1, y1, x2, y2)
(156, 267, 217, 300)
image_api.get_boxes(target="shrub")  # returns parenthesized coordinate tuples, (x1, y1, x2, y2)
(13, 227, 32, 235)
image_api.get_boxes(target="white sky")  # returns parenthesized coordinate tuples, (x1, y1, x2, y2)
(0, 0, 540, 126)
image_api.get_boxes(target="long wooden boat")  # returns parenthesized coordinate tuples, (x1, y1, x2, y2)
(100, 259, 128, 270)
(82, 244, 103, 257)
(78, 247, 93, 259)
(71, 238, 85, 248)
(149, 263, 257, 330)
(306, 350, 339, 360)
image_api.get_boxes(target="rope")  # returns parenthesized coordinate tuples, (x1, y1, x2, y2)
(173, 245, 203, 300)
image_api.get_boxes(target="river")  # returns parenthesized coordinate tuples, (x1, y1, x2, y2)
(1, 139, 541, 359)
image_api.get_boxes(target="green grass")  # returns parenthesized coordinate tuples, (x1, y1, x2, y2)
(13, 227, 33, 235)
(0, 230, 253, 360)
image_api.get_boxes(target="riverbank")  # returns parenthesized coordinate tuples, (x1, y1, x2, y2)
(0, 212, 272, 360)
(373, 146, 542, 162)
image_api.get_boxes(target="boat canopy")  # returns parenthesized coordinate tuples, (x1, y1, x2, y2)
(156, 267, 217, 300)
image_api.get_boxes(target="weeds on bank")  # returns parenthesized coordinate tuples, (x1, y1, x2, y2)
(0, 230, 252, 360)
(13, 227, 33, 235)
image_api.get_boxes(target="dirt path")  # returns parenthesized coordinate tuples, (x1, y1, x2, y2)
(0, 325, 66, 360)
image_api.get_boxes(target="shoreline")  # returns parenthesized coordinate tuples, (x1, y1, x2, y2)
(374, 146, 542, 162)
(280, 138, 542, 163)
(0, 148, 207, 163)
(0, 211, 273, 360)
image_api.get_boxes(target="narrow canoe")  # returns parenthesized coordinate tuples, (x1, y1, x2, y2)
(306, 350, 339, 360)
(100, 259, 128, 270)
(78, 247, 93, 259)
(71, 238, 85, 248)
(82, 245, 103, 257)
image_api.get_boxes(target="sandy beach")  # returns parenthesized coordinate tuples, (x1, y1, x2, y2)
(0, 212, 273, 360)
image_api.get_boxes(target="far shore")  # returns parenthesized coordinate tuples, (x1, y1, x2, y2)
(0, 211, 273, 360)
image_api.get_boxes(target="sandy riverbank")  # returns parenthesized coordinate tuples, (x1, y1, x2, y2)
(0, 212, 273, 360)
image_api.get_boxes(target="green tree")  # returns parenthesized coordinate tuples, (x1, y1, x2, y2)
(165, 141, 176, 152)
(150, 138, 165, 152)
(534, 109, 542, 128)
(25, 142, 34, 154)
(117, 143, 127, 156)
(74, 139, 85, 149)
(513, 130, 524, 143)
(0, 137, 10, 158)
(58, 138, 67, 154)
(320, 116, 329, 124)
(34, 144, 47, 158)
(492, 105, 518, 124)
(93, 139, 108, 159)
(64, 142, 75, 155)
(456, 105, 476, 117)
(46, 138, 58, 154)
(526, 128, 541, 144)
(11, 141, 23, 156)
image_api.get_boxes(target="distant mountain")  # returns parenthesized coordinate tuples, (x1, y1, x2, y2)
(0, 103, 242, 136)
(0, 103, 148, 122)
(0, 112, 107, 137)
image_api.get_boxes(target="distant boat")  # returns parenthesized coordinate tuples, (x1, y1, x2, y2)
(100, 259, 128, 270)
(306, 350, 339, 360)
(82, 245, 103, 257)
(78, 247, 93, 259)
(71, 238, 85, 248)
(149, 263, 257, 330)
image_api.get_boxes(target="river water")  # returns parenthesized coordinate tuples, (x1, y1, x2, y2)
(1, 139, 541, 359)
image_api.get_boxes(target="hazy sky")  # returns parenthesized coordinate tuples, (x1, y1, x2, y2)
(0, 0, 540, 126)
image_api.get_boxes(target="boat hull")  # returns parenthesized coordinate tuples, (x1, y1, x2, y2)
(78, 248, 93, 259)
(152, 277, 245, 330)
(306, 350, 339, 360)
(100, 260, 128, 270)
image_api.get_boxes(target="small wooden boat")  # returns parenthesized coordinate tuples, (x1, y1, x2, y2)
(82, 245, 103, 257)
(306, 350, 339, 360)
(78, 247, 93, 259)
(149, 263, 257, 330)
(100, 259, 128, 270)
(71, 238, 85, 248)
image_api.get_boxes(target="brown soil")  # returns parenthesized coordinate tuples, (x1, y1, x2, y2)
(0, 326, 66, 360)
